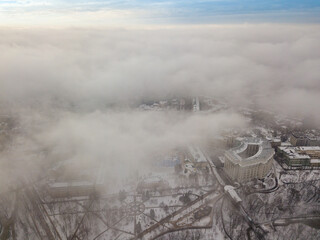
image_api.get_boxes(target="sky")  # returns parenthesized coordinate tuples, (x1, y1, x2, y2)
(1, 0, 320, 26)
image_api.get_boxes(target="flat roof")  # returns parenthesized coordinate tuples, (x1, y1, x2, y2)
(224, 185, 242, 202)
(225, 138, 274, 166)
(280, 142, 292, 147)
(278, 147, 311, 160)
(311, 159, 320, 163)
(297, 146, 320, 151)
(188, 146, 207, 163)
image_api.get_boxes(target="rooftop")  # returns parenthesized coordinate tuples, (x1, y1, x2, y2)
(297, 146, 320, 151)
(278, 146, 311, 160)
(311, 159, 320, 164)
(188, 146, 207, 163)
(225, 137, 274, 166)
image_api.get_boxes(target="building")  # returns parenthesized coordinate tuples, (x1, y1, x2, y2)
(187, 146, 208, 169)
(277, 146, 320, 167)
(137, 176, 169, 192)
(157, 156, 180, 167)
(48, 181, 98, 198)
(290, 132, 320, 147)
(179, 98, 185, 111)
(223, 138, 274, 183)
(297, 146, 320, 158)
(48, 160, 106, 198)
(290, 132, 308, 146)
(269, 138, 281, 148)
(277, 147, 310, 167)
(192, 97, 200, 112)
(224, 185, 242, 204)
(306, 135, 320, 146)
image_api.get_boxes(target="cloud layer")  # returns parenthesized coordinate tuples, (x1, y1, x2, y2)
(1, 24, 320, 118)
(0, 24, 320, 191)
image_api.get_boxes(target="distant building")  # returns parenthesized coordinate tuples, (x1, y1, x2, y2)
(290, 132, 309, 146)
(48, 181, 98, 198)
(155, 155, 180, 168)
(187, 146, 208, 169)
(171, 99, 179, 110)
(226, 136, 238, 148)
(290, 132, 320, 147)
(48, 161, 106, 198)
(159, 100, 168, 108)
(137, 176, 169, 192)
(179, 98, 185, 111)
(224, 138, 274, 183)
(269, 138, 281, 148)
(310, 159, 320, 167)
(306, 135, 320, 146)
(280, 142, 292, 147)
(192, 97, 200, 112)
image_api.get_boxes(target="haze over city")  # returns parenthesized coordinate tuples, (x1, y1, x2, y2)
(0, 1, 320, 240)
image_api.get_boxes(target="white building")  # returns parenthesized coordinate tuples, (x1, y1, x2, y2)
(224, 138, 274, 183)
(192, 97, 200, 112)
(224, 185, 242, 204)
(187, 146, 208, 169)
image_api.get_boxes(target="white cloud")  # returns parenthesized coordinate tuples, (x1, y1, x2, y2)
(0, 24, 320, 190)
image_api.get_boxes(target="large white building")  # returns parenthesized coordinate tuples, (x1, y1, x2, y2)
(224, 138, 274, 183)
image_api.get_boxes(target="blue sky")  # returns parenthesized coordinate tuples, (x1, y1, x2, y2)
(1, 0, 320, 26)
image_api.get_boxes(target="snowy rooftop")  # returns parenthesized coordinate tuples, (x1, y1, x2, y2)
(224, 185, 242, 203)
(225, 137, 274, 166)
(296, 146, 320, 151)
(280, 142, 292, 147)
(311, 159, 320, 163)
(278, 147, 311, 160)
(188, 146, 207, 163)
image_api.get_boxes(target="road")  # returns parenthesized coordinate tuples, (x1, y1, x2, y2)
(200, 148, 267, 240)
(201, 149, 232, 186)
(133, 189, 219, 240)
(248, 164, 279, 194)
(24, 188, 56, 240)
(261, 215, 320, 229)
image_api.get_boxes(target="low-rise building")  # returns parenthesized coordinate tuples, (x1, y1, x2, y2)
(48, 160, 106, 198)
(277, 146, 320, 167)
(48, 181, 97, 198)
(306, 135, 320, 146)
(311, 159, 320, 167)
(290, 132, 308, 146)
(187, 146, 208, 169)
(137, 176, 169, 192)
(278, 146, 310, 167)
(269, 138, 281, 148)
(224, 185, 242, 204)
(290, 132, 320, 147)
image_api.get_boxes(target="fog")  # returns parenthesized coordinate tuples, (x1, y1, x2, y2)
(0, 24, 320, 191)
(1, 25, 320, 114)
